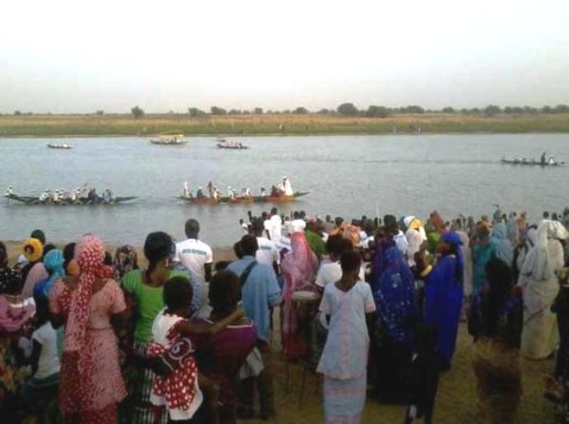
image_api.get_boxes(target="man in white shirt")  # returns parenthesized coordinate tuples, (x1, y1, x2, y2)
(268, 207, 282, 241)
(175, 219, 213, 285)
(251, 219, 280, 273)
(290, 211, 306, 234)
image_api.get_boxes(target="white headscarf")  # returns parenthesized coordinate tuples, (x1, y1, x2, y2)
(519, 221, 567, 283)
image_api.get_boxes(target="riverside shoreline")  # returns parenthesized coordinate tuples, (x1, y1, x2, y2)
(2, 113, 569, 137)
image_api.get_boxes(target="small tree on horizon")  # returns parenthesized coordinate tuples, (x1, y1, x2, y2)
(131, 106, 144, 119)
(254, 107, 263, 115)
(188, 107, 205, 117)
(294, 106, 309, 114)
(210, 106, 227, 115)
(337, 102, 359, 116)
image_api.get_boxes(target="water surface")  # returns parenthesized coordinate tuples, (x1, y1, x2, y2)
(0, 134, 567, 247)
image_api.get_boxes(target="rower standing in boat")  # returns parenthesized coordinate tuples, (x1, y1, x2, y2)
(183, 181, 191, 198)
(541, 152, 547, 166)
(228, 186, 235, 199)
(283, 176, 293, 196)
(207, 181, 214, 197)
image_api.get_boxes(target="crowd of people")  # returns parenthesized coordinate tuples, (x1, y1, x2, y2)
(1, 205, 569, 423)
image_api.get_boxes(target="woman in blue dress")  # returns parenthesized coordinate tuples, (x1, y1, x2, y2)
(418, 231, 464, 370)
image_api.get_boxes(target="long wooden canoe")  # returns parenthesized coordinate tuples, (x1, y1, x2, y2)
(178, 192, 308, 205)
(4, 193, 137, 205)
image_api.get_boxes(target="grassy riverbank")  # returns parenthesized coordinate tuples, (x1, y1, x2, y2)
(1, 113, 569, 137)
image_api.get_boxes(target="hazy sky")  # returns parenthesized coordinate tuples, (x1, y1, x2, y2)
(1, 0, 568, 113)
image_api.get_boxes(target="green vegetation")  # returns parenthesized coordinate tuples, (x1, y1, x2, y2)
(1, 110, 569, 137)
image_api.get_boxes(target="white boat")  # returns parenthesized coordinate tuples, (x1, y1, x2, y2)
(150, 134, 187, 145)
(47, 143, 72, 149)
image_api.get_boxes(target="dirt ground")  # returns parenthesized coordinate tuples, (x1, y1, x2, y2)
(4, 241, 560, 423)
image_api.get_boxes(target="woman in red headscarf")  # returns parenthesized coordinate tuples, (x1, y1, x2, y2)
(49, 235, 127, 423)
(280, 232, 319, 360)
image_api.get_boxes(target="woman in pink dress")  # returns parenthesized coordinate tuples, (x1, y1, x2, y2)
(281, 232, 319, 360)
(49, 235, 127, 423)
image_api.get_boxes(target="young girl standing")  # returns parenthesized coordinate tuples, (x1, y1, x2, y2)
(317, 251, 376, 423)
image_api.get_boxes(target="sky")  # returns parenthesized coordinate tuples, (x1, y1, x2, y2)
(1, 0, 568, 113)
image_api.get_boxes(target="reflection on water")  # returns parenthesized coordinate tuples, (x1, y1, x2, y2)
(0, 134, 568, 247)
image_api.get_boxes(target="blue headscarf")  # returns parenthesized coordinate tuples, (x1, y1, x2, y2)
(373, 246, 418, 347)
(34, 249, 64, 299)
(490, 223, 514, 265)
(441, 231, 464, 283)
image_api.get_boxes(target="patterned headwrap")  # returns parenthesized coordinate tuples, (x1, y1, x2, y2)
(23, 238, 43, 263)
(64, 235, 113, 357)
(113, 245, 138, 281)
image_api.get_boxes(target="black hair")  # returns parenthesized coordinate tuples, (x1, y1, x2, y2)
(30, 229, 46, 245)
(334, 216, 344, 227)
(104, 251, 113, 266)
(185, 219, 200, 237)
(340, 250, 361, 274)
(42, 244, 56, 260)
(62, 242, 76, 271)
(543, 211, 550, 219)
(144, 232, 174, 278)
(240, 235, 258, 256)
(209, 270, 242, 316)
(163, 275, 193, 312)
(233, 241, 244, 259)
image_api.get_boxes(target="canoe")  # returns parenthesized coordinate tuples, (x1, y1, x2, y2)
(501, 159, 565, 166)
(217, 143, 249, 150)
(47, 143, 72, 149)
(150, 139, 188, 145)
(179, 191, 308, 205)
(4, 193, 137, 205)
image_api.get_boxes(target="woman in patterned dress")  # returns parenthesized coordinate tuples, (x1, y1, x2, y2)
(49, 235, 127, 423)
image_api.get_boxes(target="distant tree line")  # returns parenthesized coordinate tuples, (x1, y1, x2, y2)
(5, 103, 568, 118)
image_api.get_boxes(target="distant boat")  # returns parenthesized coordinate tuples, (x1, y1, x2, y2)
(217, 142, 249, 150)
(4, 193, 137, 205)
(150, 134, 187, 145)
(47, 143, 72, 149)
(501, 158, 565, 167)
(178, 192, 308, 205)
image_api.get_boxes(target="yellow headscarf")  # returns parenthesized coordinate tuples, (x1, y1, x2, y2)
(23, 238, 43, 263)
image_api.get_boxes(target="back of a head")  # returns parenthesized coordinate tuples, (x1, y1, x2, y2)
(250, 218, 264, 236)
(233, 241, 244, 259)
(340, 250, 361, 274)
(271, 207, 278, 216)
(144, 231, 174, 264)
(42, 243, 57, 260)
(164, 275, 193, 311)
(185, 219, 200, 237)
(485, 257, 513, 290)
(543, 211, 550, 219)
(30, 229, 46, 245)
(240, 235, 258, 256)
(325, 234, 344, 256)
(334, 216, 344, 227)
(209, 270, 242, 314)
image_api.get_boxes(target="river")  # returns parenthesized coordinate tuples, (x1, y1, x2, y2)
(0, 134, 567, 247)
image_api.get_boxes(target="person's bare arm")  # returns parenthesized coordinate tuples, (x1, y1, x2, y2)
(204, 263, 212, 283)
(176, 308, 245, 336)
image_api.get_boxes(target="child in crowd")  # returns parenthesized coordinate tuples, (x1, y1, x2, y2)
(148, 275, 243, 424)
(26, 292, 61, 423)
